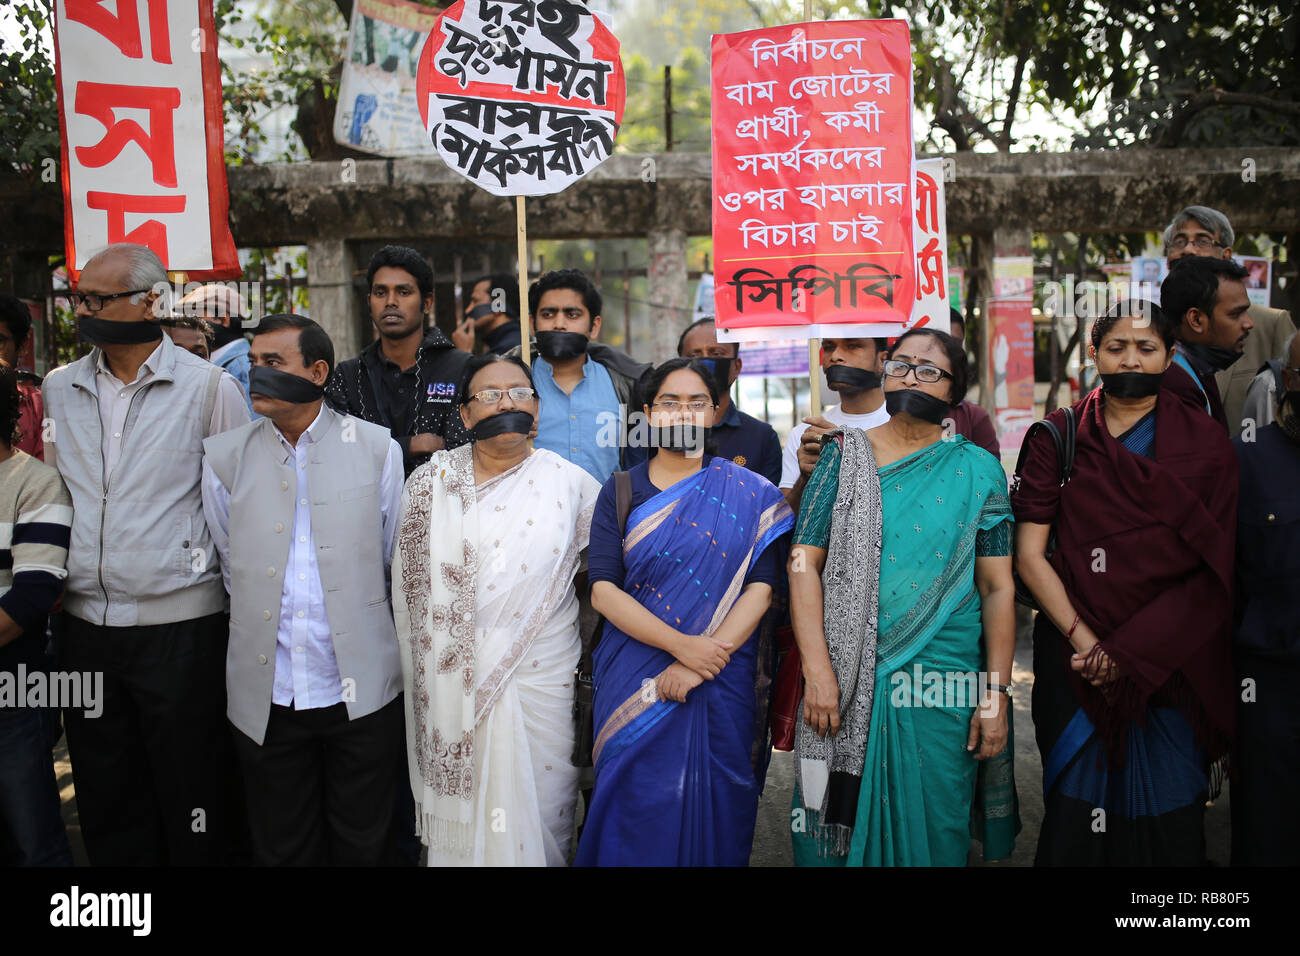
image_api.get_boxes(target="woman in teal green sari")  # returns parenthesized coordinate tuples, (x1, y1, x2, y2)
(788, 328, 1017, 866)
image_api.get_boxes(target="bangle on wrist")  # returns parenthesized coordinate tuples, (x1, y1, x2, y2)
(1066, 613, 1081, 640)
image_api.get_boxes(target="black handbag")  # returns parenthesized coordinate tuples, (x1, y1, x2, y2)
(1009, 406, 1076, 610)
(572, 469, 632, 768)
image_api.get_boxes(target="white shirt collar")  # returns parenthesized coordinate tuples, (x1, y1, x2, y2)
(95, 338, 166, 386)
(273, 403, 328, 455)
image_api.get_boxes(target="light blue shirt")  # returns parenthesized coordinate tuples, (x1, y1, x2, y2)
(201, 407, 404, 710)
(533, 356, 621, 483)
(211, 337, 257, 418)
(1172, 348, 1212, 414)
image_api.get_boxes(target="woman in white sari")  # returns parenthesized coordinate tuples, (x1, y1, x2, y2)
(392, 354, 599, 866)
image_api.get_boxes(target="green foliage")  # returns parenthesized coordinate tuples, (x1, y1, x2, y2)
(1068, 2, 1299, 149)
(48, 285, 83, 368)
(0, 1, 59, 179)
(762, 0, 1297, 150)
(619, 47, 714, 152)
(244, 246, 310, 313)
(4, 0, 1293, 169)
(216, 0, 348, 164)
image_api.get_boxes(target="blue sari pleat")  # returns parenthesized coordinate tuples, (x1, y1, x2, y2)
(575, 462, 792, 866)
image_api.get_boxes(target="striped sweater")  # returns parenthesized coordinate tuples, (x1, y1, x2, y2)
(0, 450, 72, 672)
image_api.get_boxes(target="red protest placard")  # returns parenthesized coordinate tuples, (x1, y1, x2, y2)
(989, 256, 1035, 452)
(54, 0, 239, 280)
(415, 0, 625, 197)
(712, 20, 914, 341)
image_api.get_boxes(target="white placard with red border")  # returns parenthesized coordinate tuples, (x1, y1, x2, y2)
(910, 157, 950, 333)
(54, 0, 239, 279)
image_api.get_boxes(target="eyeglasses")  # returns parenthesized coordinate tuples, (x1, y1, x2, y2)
(881, 359, 953, 384)
(651, 400, 714, 412)
(66, 289, 149, 312)
(469, 387, 535, 405)
(1167, 236, 1227, 252)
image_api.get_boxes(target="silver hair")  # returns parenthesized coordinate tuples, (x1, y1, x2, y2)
(1162, 206, 1235, 253)
(87, 243, 170, 311)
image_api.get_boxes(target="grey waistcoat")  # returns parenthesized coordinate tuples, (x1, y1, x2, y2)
(203, 407, 402, 745)
(40, 335, 227, 626)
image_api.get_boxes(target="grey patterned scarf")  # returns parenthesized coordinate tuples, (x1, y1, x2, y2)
(794, 427, 883, 856)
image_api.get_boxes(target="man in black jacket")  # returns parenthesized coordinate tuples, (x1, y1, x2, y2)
(325, 245, 470, 477)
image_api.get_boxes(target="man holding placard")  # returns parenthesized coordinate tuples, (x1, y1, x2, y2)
(779, 337, 891, 510)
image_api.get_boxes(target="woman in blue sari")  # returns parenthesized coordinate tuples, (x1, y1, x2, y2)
(788, 328, 1017, 866)
(575, 359, 793, 866)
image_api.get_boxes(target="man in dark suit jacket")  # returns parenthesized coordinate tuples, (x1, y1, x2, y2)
(1160, 205, 1296, 437)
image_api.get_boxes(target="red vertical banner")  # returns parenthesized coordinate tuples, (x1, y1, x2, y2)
(711, 20, 915, 343)
(55, 0, 240, 279)
(989, 255, 1035, 453)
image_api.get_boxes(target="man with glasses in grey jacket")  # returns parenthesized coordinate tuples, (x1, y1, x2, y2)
(42, 243, 250, 865)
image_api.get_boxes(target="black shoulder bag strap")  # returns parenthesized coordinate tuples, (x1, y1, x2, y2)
(1011, 406, 1075, 608)
(573, 470, 633, 768)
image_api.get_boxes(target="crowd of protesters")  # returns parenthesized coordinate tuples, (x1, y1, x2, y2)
(0, 201, 1296, 868)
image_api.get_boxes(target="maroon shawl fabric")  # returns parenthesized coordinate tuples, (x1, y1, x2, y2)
(949, 400, 1000, 457)
(1012, 386, 1237, 761)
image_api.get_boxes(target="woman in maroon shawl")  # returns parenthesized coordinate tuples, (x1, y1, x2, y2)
(1013, 301, 1236, 866)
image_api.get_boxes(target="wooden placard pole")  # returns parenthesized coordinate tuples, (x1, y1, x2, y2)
(803, 0, 820, 418)
(807, 338, 820, 415)
(166, 270, 187, 317)
(515, 195, 530, 368)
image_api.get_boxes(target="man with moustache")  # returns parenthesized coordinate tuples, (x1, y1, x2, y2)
(451, 273, 523, 356)
(41, 243, 250, 865)
(325, 245, 470, 477)
(779, 337, 890, 510)
(202, 314, 405, 866)
(623, 317, 782, 484)
(514, 269, 649, 482)
(1231, 331, 1300, 865)
(1160, 256, 1253, 431)
(1160, 206, 1295, 438)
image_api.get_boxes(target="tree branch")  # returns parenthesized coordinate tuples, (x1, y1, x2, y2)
(999, 41, 1030, 151)
(1156, 88, 1300, 147)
